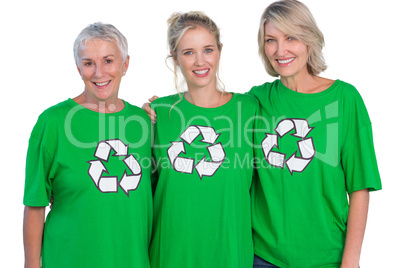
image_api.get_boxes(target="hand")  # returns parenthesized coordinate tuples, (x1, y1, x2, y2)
(142, 96, 159, 124)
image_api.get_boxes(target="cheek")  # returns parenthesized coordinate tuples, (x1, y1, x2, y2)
(212, 54, 220, 66)
(264, 44, 273, 58)
(297, 44, 309, 59)
(177, 59, 192, 73)
(80, 70, 93, 80)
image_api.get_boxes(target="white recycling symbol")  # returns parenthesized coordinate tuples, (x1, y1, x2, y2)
(167, 125, 226, 179)
(87, 139, 141, 196)
(262, 118, 315, 174)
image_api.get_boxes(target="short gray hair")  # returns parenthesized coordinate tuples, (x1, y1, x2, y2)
(73, 22, 128, 64)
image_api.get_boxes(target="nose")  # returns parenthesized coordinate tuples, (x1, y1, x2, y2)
(276, 41, 288, 57)
(195, 53, 205, 66)
(94, 64, 105, 78)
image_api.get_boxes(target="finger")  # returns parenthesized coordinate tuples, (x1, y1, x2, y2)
(142, 102, 150, 110)
(142, 102, 157, 121)
(149, 95, 159, 102)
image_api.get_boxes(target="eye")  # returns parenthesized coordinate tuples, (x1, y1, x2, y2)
(183, 51, 193, 55)
(287, 36, 297, 41)
(105, 59, 113, 64)
(265, 39, 275, 43)
(83, 61, 93, 66)
(205, 48, 213, 53)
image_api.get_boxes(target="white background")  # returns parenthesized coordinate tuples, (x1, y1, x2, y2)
(1, 0, 400, 266)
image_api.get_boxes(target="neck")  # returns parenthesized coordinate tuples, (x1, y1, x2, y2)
(280, 73, 317, 93)
(184, 89, 221, 108)
(73, 93, 124, 113)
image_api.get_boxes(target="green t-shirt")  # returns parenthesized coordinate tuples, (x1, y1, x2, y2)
(23, 99, 153, 268)
(150, 93, 257, 268)
(249, 80, 382, 268)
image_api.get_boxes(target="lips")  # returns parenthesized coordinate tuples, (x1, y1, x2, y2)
(93, 81, 111, 87)
(276, 57, 295, 66)
(193, 69, 209, 77)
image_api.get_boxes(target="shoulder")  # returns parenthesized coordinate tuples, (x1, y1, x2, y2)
(235, 93, 259, 107)
(247, 80, 279, 97)
(35, 99, 72, 126)
(334, 80, 373, 125)
(39, 99, 72, 117)
(124, 101, 150, 119)
(151, 94, 180, 109)
(29, 99, 71, 141)
(334, 80, 365, 104)
(335, 80, 358, 93)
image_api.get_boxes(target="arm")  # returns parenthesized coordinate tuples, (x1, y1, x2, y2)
(141, 96, 159, 123)
(23, 206, 46, 268)
(340, 189, 369, 268)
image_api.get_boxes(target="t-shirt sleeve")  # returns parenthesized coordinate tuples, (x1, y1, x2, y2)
(342, 123, 382, 193)
(250, 96, 260, 148)
(23, 119, 54, 207)
(341, 88, 382, 193)
(246, 86, 256, 98)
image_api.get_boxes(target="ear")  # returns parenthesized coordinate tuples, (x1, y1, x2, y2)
(219, 43, 223, 58)
(122, 55, 130, 75)
(171, 51, 179, 66)
(76, 63, 82, 77)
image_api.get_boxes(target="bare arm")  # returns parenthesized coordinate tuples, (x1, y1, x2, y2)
(340, 189, 370, 268)
(141, 96, 159, 123)
(23, 206, 46, 268)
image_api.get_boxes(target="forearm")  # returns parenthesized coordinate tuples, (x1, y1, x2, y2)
(341, 189, 369, 268)
(23, 206, 46, 268)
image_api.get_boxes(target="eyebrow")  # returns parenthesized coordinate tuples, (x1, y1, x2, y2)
(81, 55, 115, 61)
(182, 44, 216, 50)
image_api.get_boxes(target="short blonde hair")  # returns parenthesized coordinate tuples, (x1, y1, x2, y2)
(258, 0, 327, 77)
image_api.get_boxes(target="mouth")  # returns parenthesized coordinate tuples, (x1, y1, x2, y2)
(93, 81, 111, 87)
(193, 69, 210, 77)
(276, 58, 295, 65)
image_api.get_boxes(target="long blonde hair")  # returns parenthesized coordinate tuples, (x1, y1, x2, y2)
(166, 11, 225, 102)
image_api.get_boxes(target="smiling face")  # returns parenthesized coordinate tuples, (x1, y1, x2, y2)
(174, 26, 221, 91)
(76, 39, 129, 104)
(264, 22, 309, 81)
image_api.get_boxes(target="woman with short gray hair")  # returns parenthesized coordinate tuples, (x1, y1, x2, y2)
(23, 22, 153, 268)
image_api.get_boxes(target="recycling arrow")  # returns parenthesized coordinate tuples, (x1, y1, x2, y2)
(286, 153, 312, 175)
(195, 157, 223, 178)
(275, 119, 313, 138)
(275, 119, 295, 137)
(292, 119, 314, 138)
(298, 137, 315, 159)
(198, 126, 220, 144)
(88, 139, 142, 196)
(88, 160, 118, 192)
(262, 118, 315, 175)
(262, 133, 286, 168)
(180, 126, 201, 144)
(168, 125, 226, 179)
(95, 139, 128, 161)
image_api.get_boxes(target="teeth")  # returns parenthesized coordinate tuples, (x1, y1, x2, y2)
(94, 81, 110, 86)
(194, 69, 209, 75)
(278, 58, 295, 64)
